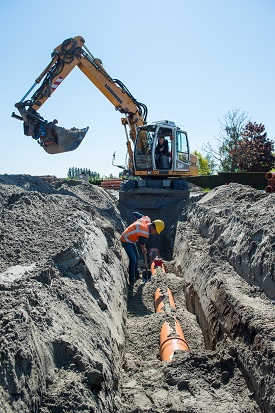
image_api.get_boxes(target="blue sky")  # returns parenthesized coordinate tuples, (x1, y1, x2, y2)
(1, 0, 274, 178)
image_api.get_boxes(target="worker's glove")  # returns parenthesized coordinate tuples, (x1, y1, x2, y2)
(133, 212, 143, 219)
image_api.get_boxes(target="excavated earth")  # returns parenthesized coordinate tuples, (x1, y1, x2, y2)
(0, 175, 274, 413)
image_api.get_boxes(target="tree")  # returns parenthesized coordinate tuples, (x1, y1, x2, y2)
(231, 122, 275, 172)
(203, 109, 249, 172)
(67, 168, 101, 179)
(193, 150, 213, 175)
(67, 167, 72, 178)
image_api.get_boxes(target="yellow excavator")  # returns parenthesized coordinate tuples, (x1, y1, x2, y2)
(12, 36, 198, 198)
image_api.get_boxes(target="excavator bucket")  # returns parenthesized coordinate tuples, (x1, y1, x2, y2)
(41, 125, 89, 154)
(13, 105, 89, 154)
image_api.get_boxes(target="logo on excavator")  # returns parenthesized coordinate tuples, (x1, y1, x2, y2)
(50, 77, 64, 93)
(105, 84, 122, 104)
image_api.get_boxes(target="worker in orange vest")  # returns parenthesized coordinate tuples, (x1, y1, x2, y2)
(120, 212, 165, 285)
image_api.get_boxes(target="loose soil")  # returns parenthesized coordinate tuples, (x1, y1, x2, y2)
(0, 175, 274, 413)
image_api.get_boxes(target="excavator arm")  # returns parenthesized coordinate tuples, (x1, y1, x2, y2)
(12, 36, 147, 158)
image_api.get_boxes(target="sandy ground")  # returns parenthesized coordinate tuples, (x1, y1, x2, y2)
(0, 175, 274, 413)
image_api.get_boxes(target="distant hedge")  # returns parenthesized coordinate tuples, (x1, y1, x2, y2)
(186, 172, 267, 190)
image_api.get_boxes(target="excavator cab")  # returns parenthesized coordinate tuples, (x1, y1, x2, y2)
(134, 121, 191, 174)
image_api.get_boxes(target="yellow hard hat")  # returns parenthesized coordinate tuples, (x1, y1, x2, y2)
(153, 220, 165, 234)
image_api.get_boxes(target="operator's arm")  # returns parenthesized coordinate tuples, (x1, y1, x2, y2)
(163, 140, 169, 156)
(155, 144, 160, 155)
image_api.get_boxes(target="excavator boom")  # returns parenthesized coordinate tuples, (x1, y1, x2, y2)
(12, 36, 147, 156)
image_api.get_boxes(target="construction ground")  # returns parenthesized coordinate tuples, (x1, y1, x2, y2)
(0, 174, 274, 413)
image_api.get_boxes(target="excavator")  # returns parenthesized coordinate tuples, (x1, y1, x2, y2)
(12, 36, 198, 204)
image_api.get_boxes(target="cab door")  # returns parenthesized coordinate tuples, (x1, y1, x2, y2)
(172, 130, 190, 171)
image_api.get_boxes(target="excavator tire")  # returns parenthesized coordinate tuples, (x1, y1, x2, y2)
(120, 180, 137, 192)
(172, 179, 189, 190)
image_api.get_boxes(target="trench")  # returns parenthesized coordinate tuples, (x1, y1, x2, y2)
(118, 201, 219, 351)
(117, 200, 266, 412)
(183, 281, 270, 412)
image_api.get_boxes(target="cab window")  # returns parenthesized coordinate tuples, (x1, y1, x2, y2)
(176, 131, 189, 162)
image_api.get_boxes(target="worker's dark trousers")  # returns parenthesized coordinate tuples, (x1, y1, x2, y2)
(121, 242, 139, 284)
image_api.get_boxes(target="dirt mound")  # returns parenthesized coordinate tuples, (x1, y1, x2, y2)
(188, 183, 275, 298)
(0, 176, 274, 412)
(0, 175, 127, 412)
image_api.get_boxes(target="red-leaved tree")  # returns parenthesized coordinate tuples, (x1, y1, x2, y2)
(231, 122, 275, 172)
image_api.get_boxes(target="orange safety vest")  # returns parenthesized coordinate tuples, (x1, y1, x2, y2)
(120, 216, 151, 244)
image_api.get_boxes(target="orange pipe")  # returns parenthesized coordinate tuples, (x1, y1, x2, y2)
(167, 289, 176, 308)
(149, 248, 166, 275)
(101, 179, 122, 188)
(154, 288, 176, 313)
(154, 288, 164, 313)
(265, 172, 275, 180)
(265, 185, 273, 193)
(151, 259, 165, 275)
(159, 318, 190, 361)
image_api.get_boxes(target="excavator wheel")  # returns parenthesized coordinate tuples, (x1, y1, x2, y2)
(172, 179, 188, 190)
(120, 179, 137, 192)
